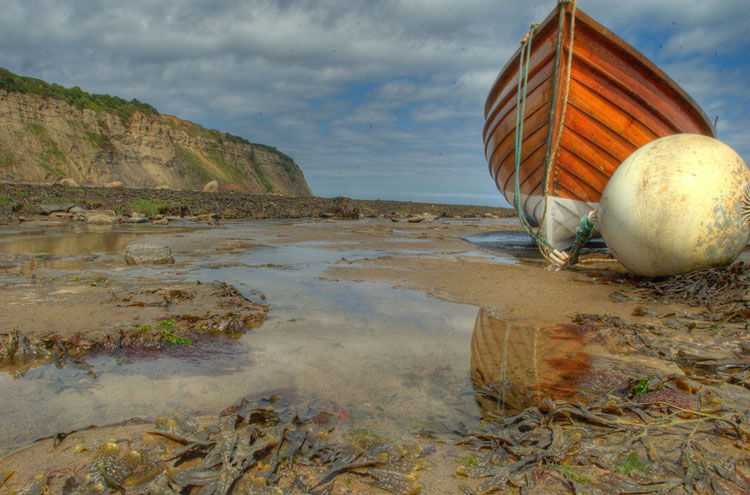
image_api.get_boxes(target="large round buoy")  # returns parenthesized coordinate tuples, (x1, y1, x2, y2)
(596, 134, 750, 277)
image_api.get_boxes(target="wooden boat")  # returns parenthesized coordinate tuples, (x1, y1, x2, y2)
(482, 0, 715, 253)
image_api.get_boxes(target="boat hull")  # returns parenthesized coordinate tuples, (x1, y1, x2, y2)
(483, 2, 715, 250)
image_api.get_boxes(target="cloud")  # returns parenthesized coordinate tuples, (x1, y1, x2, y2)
(1, 0, 747, 205)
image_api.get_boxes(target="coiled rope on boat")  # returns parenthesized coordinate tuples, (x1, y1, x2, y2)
(513, 0, 587, 267)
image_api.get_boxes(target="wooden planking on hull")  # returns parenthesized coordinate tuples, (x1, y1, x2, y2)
(482, 0, 715, 250)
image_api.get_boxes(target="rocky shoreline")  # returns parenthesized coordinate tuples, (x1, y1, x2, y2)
(0, 182, 514, 224)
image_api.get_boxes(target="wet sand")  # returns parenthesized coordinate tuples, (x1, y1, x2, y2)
(1, 217, 748, 494)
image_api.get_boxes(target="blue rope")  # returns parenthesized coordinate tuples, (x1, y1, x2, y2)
(564, 214, 594, 266)
(513, 0, 592, 267)
(513, 24, 555, 257)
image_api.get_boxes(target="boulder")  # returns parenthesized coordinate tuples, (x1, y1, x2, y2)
(32, 202, 75, 215)
(87, 213, 115, 224)
(123, 212, 147, 224)
(197, 213, 219, 221)
(407, 214, 425, 223)
(422, 212, 438, 223)
(202, 180, 219, 192)
(124, 242, 174, 265)
(55, 177, 80, 188)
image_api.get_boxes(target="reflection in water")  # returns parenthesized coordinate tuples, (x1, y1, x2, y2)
(0, 226, 481, 456)
(0, 224, 198, 275)
(471, 309, 592, 416)
(470, 309, 687, 418)
(0, 224, 198, 257)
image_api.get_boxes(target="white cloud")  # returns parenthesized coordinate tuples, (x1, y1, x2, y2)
(0, 0, 747, 204)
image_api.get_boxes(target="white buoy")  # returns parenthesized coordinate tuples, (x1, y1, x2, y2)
(596, 134, 750, 277)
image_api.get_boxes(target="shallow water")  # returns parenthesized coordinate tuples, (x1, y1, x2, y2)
(463, 229, 608, 258)
(0, 223, 482, 456)
(469, 309, 681, 417)
(0, 223, 196, 257)
(1, 222, 744, 458)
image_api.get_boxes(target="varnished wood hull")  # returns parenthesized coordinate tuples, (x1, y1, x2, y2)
(483, 2, 715, 249)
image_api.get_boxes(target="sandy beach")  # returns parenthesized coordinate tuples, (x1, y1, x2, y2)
(1, 216, 749, 494)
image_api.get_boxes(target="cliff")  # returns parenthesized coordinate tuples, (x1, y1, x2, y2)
(0, 68, 312, 196)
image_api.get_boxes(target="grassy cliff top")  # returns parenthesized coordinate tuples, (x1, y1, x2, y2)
(0, 67, 157, 124)
(0, 67, 295, 164)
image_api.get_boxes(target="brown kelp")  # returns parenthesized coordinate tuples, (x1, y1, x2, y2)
(0, 281, 269, 377)
(13, 397, 427, 494)
(451, 262, 750, 494)
(455, 389, 750, 494)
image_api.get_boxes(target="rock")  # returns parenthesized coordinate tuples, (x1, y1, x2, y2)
(422, 212, 437, 223)
(86, 213, 115, 224)
(55, 177, 80, 188)
(49, 211, 72, 219)
(69, 206, 86, 215)
(154, 184, 170, 190)
(390, 216, 402, 222)
(151, 218, 169, 225)
(123, 212, 147, 224)
(407, 214, 424, 223)
(320, 212, 335, 218)
(124, 242, 174, 265)
(103, 181, 123, 188)
(203, 180, 219, 192)
(32, 202, 75, 215)
(197, 213, 219, 221)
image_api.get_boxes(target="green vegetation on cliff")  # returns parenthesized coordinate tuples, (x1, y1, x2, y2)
(174, 144, 213, 184)
(0, 67, 311, 195)
(27, 123, 65, 175)
(0, 67, 157, 124)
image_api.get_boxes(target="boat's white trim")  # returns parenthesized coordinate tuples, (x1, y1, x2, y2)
(504, 191, 597, 250)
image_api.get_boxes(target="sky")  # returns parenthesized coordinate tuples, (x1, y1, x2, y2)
(1, 0, 748, 206)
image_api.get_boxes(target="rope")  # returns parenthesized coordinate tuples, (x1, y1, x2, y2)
(512, 0, 583, 267)
(547, 0, 576, 178)
(564, 210, 595, 266)
(512, 22, 556, 260)
(537, 0, 577, 263)
(498, 321, 511, 413)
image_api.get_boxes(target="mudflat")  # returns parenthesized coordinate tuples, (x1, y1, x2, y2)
(1, 217, 748, 494)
